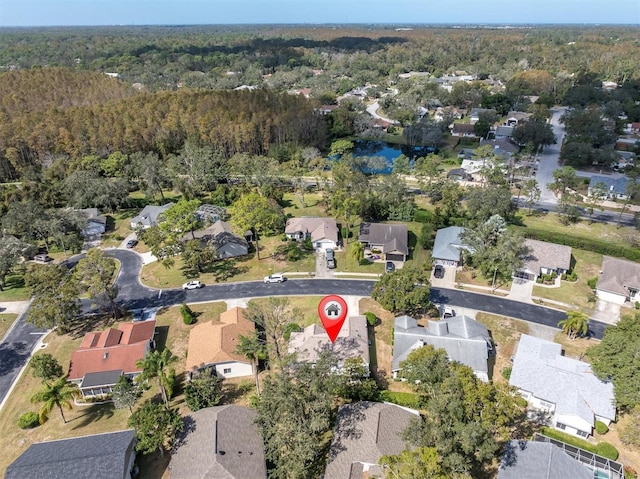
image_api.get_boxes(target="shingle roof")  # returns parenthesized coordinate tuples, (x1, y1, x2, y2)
(597, 255, 640, 297)
(6, 430, 136, 479)
(506, 111, 532, 122)
(392, 315, 491, 376)
(589, 175, 630, 196)
(81, 369, 123, 388)
(288, 316, 369, 366)
(324, 402, 419, 479)
(184, 221, 249, 258)
(358, 223, 408, 256)
(68, 320, 156, 382)
(170, 405, 267, 479)
(498, 440, 593, 479)
(452, 123, 476, 134)
(185, 307, 255, 372)
(521, 239, 572, 275)
(509, 335, 616, 428)
(432, 226, 467, 262)
(131, 203, 175, 227)
(285, 217, 338, 244)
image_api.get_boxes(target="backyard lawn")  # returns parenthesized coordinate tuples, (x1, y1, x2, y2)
(0, 273, 30, 301)
(282, 192, 327, 218)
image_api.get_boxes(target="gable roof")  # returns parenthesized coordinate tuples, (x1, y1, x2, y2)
(495, 126, 514, 137)
(597, 255, 640, 297)
(432, 226, 467, 262)
(170, 405, 267, 479)
(358, 223, 408, 256)
(131, 202, 175, 228)
(68, 320, 156, 381)
(478, 137, 520, 154)
(186, 307, 255, 372)
(588, 175, 630, 196)
(184, 221, 249, 258)
(521, 239, 572, 275)
(285, 217, 338, 244)
(498, 440, 592, 479)
(509, 335, 616, 427)
(6, 430, 136, 479)
(288, 316, 369, 366)
(324, 401, 419, 479)
(393, 315, 491, 375)
(452, 123, 476, 135)
(506, 111, 532, 122)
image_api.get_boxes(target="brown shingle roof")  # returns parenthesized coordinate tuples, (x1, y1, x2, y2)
(185, 307, 255, 372)
(68, 320, 156, 381)
(358, 223, 408, 256)
(285, 217, 338, 244)
(521, 239, 572, 275)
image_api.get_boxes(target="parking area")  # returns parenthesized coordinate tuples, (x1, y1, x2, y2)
(430, 265, 456, 288)
(315, 249, 334, 278)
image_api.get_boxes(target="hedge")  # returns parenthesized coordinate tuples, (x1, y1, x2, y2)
(541, 427, 619, 461)
(595, 420, 609, 435)
(380, 390, 420, 408)
(514, 226, 640, 263)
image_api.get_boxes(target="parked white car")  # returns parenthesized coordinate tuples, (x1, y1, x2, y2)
(264, 273, 286, 283)
(182, 280, 204, 290)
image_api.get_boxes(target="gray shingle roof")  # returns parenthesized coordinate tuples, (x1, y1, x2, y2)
(169, 405, 267, 479)
(498, 440, 593, 479)
(509, 335, 616, 428)
(597, 255, 640, 297)
(6, 430, 136, 479)
(80, 369, 123, 388)
(358, 223, 408, 256)
(432, 226, 467, 262)
(521, 239, 572, 276)
(131, 203, 175, 228)
(285, 217, 339, 244)
(588, 175, 629, 196)
(324, 401, 419, 479)
(392, 315, 491, 378)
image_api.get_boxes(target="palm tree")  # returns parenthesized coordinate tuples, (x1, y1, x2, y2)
(136, 348, 178, 407)
(234, 333, 267, 395)
(558, 310, 589, 340)
(30, 377, 79, 424)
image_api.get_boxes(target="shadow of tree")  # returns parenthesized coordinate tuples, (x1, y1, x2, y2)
(70, 402, 115, 430)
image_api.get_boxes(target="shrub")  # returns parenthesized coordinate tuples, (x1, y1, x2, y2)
(595, 442, 619, 460)
(380, 390, 419, 408)
(587, 277, 598, 289)
(595, 420, 609, 435)
(624, 465, 638, 479)
(636, 301, 640, 310)
(17, 412, 39, 429)
(501, 366, 512, 380)
(180, 303, 194, 325)
(364, 312, 377, 326)
(283, 323, 302, 341)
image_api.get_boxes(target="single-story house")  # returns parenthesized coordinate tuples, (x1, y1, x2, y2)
(446, 167, 472, 182)
(469, 108, 497, 124)
(183, 221, 249, 258)
(6, 430, 137, 479)
(288, 316, 369, 372)
(195, 204, 227, 223)
(596, 256, 640, 305)
(432, 226, 468, 267)
(392, 315, 493, 382)
(285, 217, 338, 251)
(358, 222, 408, 263)
(478, 138, 520, 155)
(498, 440, 593, 479)
(494, 125, 514, 139)
(78, 208, 108, 237)
(588, 175, 630, 200)
(169, 405, 267, 479)
(324, 401, 419, 479)
(509, 334, 616, 438)
(505, 111, 532, 127)
(68, 320, 156, 398)
(185, 307, 255, 378)
(130, 202, 175, 229)
(451, 123, 477, 137)
(516, 239, 572, 281)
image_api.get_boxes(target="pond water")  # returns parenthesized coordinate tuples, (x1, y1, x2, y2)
(350, 140, 437, 174)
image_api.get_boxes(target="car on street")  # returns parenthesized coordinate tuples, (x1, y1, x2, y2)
(264, 273, 286, 283)
(434, 264, 445, 279)
(126, 239, 138, 248)
(385, 261, 395, 273)
(182, 280, 204, 290)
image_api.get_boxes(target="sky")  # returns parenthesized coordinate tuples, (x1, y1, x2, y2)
(0, 0, 639, 27)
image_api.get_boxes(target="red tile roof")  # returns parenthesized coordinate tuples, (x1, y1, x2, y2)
(68, 320, 156, 381)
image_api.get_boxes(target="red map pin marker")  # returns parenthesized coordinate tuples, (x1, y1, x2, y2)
(318, 295, 348, 343)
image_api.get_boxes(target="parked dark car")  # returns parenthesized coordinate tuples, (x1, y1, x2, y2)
(385, 261, 395, 273)
(434, 265, 445, 279)
(126, 239, 138, 248)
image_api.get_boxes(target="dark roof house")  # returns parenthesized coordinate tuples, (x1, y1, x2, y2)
(6, 430, 136, 479)
(358, 222, 408, 262)
(498, 440, 593, 479)
(518, 239, 572, 280)
(183, 220, 249, 258)
(324, 401, 419, 479)
(588, 175, 631, 200)
(169, 405, 267, 479)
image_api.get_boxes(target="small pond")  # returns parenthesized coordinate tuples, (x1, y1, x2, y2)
(350, 140, 437, 174)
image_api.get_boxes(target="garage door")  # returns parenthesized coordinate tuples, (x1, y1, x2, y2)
(386, 253, 404, 262)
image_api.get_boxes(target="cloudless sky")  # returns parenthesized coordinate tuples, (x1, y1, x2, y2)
(0, 0, 639, 27)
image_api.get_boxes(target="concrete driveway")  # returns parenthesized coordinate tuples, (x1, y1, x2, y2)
(507, 277, 534, 303)
(430, 265, 456, 288)
(591, 299, 621, 325)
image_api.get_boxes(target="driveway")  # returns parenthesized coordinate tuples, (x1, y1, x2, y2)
(507, 277, 534, 303)
(315, 249, 334, 278)
(591, 299, 622, 325)
(430, 265, 456, 288)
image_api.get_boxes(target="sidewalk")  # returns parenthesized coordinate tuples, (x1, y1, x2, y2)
(0, 301, 31, 315)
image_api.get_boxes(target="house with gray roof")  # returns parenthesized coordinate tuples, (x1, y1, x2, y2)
(505, 110, 532, 127)
(392, 314, 493, 382)
(358, 222, 408, 263)
(516, 239, 572, 281)
(285, 216, 338, 251)
(169, 405, 267, 479)
(77, 208, 108, 238)
(183, 220, 249, 258)
(6, 430, 136, 479)
(432, 226, 468, 267)
(596, 256, 640, 305)
(324, 401, 419, 479)
(509, 334, 616, 438)
(498, 440, 593, 479)
(288, 316, 370, 372)
(494, 125, 514, 140)
(588, 175, 631, 200)
(130, 202, 175, 229)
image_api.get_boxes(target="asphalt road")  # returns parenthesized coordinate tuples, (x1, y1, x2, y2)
(535, 107, 567, 204)
(0, 250, 611, 408)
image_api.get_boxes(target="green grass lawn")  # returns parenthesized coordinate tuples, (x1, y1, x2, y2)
(0, 273, 30, 301)
(0, 313, 18, 341)
(249, 296, 324, 328)
(533, 249, 602, 311)
(282, 192, 327, 218)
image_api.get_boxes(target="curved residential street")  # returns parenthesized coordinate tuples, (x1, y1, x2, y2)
(0, 248, 611, 408)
